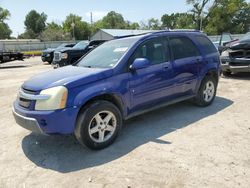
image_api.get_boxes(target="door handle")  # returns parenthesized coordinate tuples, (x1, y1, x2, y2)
(163, 65, 169, 69)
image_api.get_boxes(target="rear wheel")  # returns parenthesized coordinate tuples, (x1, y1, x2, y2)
(75, 100, 122, 150)
(193, 76, 217, 107)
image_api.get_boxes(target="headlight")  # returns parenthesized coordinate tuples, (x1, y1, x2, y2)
(221, 51, 229, 57)
(35, 86, 68, 111)
(46, 53, 51, 57)
(61, 53, 68, 59)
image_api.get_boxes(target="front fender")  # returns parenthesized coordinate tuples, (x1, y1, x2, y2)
(71, 82, 127, 117)
(73, 82, 112, 107)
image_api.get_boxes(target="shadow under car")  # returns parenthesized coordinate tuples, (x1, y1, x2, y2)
(21, 96, 233, 173)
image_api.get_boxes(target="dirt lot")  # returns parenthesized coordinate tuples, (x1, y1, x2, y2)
(0, 57, 250, 188)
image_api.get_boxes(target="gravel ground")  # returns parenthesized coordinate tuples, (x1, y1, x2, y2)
(0, 57, 250, 188)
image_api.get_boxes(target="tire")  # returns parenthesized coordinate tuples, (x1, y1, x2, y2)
(74, 100, 122, 150)
(193, 76, 217, 107)
(222, 71, 231, 77)
(47, 60, 53, 64)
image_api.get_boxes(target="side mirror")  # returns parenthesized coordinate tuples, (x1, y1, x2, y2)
(130, 58, 150, 71)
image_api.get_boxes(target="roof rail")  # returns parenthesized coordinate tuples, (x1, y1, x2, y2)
(168, 29, 201, 32)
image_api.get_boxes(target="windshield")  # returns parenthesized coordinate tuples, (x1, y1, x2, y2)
(77, 37, 138, 68)
(73, 41, 89, 49)
(241, 32, 250, 41)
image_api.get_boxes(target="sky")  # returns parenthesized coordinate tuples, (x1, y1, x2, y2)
(0, 0, 195, 37)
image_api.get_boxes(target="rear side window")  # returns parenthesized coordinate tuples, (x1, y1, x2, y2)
(195, 36, 217, 54)
(169, 36, 200, 60)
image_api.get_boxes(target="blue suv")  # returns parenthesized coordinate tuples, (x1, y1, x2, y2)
(13, 31, 220, 150)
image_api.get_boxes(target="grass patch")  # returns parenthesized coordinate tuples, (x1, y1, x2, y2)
(23, 51, 42, 56)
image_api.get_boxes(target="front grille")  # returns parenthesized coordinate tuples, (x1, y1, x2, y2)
(54, 52, 61, 61)
(229, 62, 250, 66)
(230, 50, 250, 58)
(18, 88, 36, 109)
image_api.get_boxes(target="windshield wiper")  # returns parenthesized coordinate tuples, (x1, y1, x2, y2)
(82, 65, 92, 68)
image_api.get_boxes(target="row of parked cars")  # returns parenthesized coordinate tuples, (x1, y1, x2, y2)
(41, 40, 105, 68)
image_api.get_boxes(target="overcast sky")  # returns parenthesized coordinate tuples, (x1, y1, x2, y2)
(1, 0, 250, 37)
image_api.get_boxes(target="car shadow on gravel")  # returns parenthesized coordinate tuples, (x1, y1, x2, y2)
(222, 72, 250, 80)
(0, 65, 28, 69)
(22, 96, 233, 173)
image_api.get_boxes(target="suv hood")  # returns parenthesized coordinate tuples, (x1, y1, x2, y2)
(43, 48, 55, 53)
(230, 39, 250, 50)
(55, 47, 74, 53)
(22, 66, 113, 91)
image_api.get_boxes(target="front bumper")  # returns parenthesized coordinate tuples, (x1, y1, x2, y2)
(221, 57, 250, 73)
(41, 56, 52, 63)
(52, 59, 71, 68)
(13, 108, 44, 134)
(13, 101, 79, 134)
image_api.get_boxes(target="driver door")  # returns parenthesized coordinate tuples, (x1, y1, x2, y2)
(128, 37, 174, 111)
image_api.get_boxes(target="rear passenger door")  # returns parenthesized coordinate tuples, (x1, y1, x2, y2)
(169, 36, 202, 95)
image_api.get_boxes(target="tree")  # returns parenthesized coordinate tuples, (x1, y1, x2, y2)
(24, 10, 47, 38)
(186, 0, 211, 30)
(205, 0, 250, 34)
(101, 11, 127, 29)
(40, 22, 71, 41)
(91, 11, 140, 34)
(127, 22, 140, 29)
(161, 13, 195, 29)
(0, 7, 12, 39)
(63, 14, 90, 40)
(140, 18, 161, 30)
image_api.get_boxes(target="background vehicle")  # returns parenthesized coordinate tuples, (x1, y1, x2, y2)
(52, 40, 106, 68)
(41, 43, 76, 64)
(13, 31, 220, 150)
(0, 50, 24, 64)
(221, 32, 250, 76)
(213, 32, 234, 54)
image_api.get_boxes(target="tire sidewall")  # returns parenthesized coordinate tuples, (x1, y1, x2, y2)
(75, 100, 122, 150)
(196, 76, 217, 106)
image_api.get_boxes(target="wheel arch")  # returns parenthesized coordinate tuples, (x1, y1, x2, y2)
(76, 93, 126, 120)
(196, 68, 219, 93)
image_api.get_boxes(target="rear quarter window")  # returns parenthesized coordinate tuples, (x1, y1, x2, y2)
(195, 36, 218, 55)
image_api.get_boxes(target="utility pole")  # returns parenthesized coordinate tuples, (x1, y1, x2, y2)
(90, 12, 93, 40)
(71, 22, 75, 41)
(90, 12, 93, 26)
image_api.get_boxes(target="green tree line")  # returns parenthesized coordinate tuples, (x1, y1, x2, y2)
(0, 0, 249, 40)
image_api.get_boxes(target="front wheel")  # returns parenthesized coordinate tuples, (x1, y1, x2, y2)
(74, 100, 122, 150)
(193, 76, 217, 107)
(222, 71, 231, 77)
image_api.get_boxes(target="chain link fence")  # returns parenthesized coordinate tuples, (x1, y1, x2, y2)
(0, 40, 76, 52)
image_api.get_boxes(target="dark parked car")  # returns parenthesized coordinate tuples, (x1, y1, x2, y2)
(213, 32, 235, 54)
(41, 43, 76, 64)
(52, 40, 106, 68)
(221, 32, 250, 76)
(13, 31, 220, 150)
